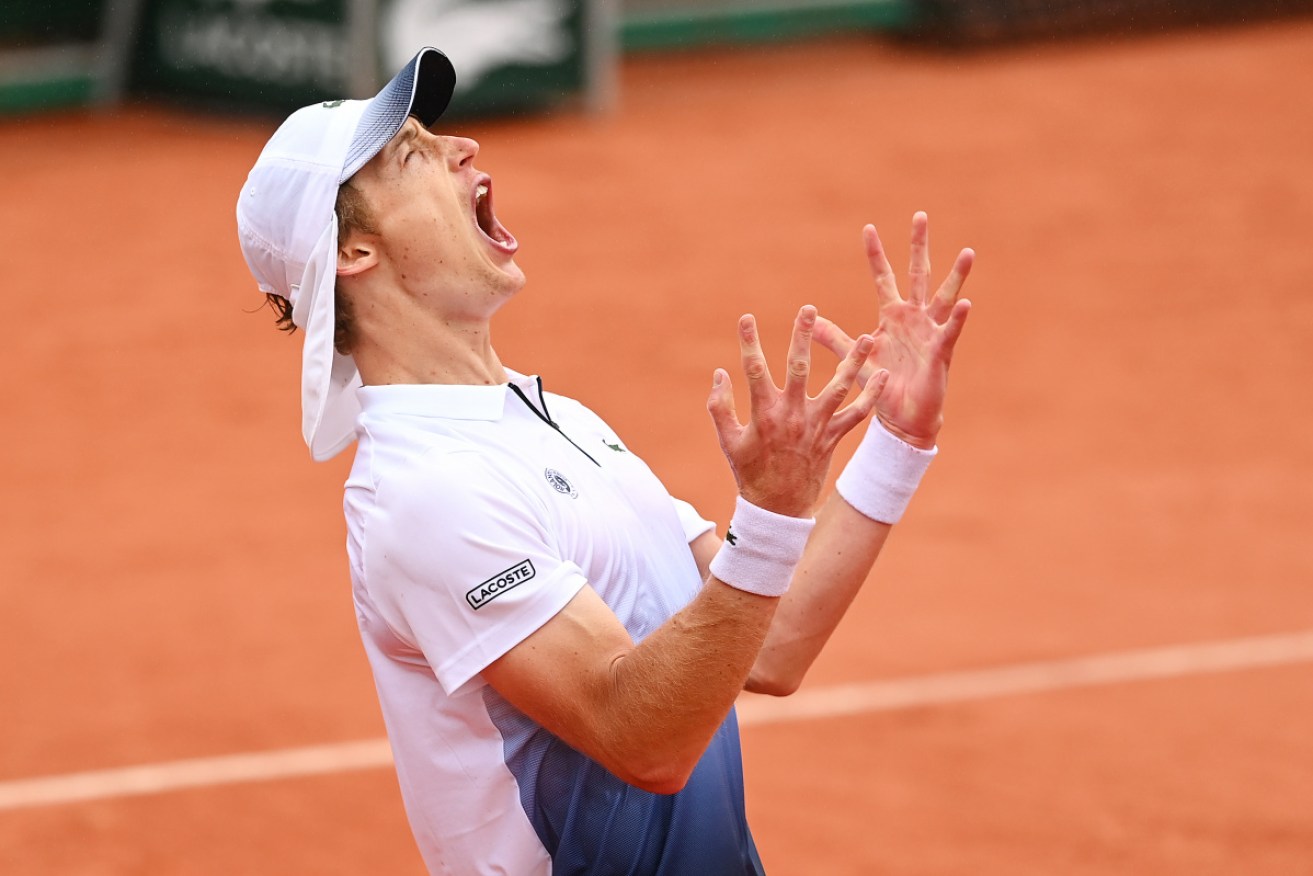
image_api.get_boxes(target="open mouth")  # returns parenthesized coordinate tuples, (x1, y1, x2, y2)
(472, 175, 517, 255)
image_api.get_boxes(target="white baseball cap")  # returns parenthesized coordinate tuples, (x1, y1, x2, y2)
(236, 47, 457, 461)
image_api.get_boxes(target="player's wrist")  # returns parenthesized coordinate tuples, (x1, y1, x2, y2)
(736, 485, 816, 520)
(709, 496, 815, 598)
(836, 419, 937, 524)
(875, 414, 938, 451)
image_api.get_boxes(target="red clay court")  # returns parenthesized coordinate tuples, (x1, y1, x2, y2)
(2, 17, 1312, 874)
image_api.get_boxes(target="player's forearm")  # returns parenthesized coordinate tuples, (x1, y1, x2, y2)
(599, 579, 778, 793)
(481, 504, 799, 796)
(744, 490, 893, 695)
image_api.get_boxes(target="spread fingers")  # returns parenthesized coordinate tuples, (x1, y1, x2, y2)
(737, 313, 777, 415)
(816, 333, 873, 419)
(929, 247, 975, 323)
(782, 305, 817, 403)
(907, 211, 930, 305)
(863, 224, 901, 309)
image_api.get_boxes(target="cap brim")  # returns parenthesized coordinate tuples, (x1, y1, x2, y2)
(408, 48, 457, 127)
(340, 47, 456, 184)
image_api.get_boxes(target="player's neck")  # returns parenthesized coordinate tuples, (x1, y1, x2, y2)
(350, 301, 507, 387)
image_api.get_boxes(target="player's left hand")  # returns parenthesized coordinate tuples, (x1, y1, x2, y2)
(813, 212, 973, 450)
(707, 306, 886, 518)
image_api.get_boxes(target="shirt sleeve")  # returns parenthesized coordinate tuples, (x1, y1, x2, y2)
(365, 449, 588, 696)
(671, 497, 715, 544)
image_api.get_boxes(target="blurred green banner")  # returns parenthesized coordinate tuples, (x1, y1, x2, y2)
(0, 0, 105, 45)
(131, 0, 590, 116)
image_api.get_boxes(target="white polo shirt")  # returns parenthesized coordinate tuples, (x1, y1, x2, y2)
(343, 371, 766, 875)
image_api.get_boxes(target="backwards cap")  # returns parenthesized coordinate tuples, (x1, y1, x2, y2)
(236, 48, 456, 461)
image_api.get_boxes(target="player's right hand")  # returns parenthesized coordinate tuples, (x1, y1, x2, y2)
(707, 306, 887, 518)
(812, 213, 973, 451)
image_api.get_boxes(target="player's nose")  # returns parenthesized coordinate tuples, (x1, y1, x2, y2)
(443, 136, 480, 170)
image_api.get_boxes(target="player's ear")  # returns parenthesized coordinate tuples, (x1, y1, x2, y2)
(337, 238, 378, 277)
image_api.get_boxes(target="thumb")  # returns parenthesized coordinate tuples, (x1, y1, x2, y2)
(813, 315, 855, 360)
(706, 368, 743, 452)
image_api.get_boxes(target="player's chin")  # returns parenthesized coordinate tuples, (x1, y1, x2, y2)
(489, 258, 526, 293)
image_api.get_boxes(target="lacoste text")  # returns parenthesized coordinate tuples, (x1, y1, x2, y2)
(466, 560, 536, 610)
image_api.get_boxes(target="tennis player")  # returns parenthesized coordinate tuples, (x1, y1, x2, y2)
(236, 47, 972, 875)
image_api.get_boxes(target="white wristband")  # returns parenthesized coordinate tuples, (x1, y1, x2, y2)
(835, 420, 937, 524)
(708, 496, 815, 598)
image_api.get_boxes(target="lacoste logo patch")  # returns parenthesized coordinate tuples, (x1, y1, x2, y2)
(321, 99, 345, 108)
(466, 559, 536, 610)
(544, 468, 577, 498)
(603, 439, 626, 453)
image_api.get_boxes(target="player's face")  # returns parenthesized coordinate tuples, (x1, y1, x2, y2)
(350, 116, 524, 313)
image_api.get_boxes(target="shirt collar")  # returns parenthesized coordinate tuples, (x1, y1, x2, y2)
(355, 369, 540, 422)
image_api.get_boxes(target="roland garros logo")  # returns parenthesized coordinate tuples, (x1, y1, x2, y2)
(466, 559, 536, 610)
(545, 468, 577, 498)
